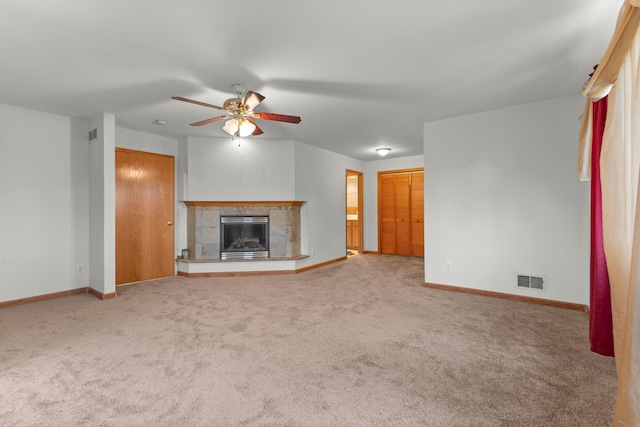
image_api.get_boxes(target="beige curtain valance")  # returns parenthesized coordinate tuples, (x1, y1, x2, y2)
(583, 1, 640, 100)
(578, 1, 640, 181)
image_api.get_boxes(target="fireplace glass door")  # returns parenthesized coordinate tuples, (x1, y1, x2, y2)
(220, 216, 269, 259)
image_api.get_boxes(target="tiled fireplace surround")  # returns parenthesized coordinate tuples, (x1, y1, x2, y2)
(184, 201, 304, 260)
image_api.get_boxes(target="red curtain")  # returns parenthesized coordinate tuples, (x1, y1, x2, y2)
(589, 94, 615, 357)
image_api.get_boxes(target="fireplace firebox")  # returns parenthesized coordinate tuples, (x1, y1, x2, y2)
(220, 215, 269, 260)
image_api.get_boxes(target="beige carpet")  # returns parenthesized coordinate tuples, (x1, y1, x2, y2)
(0, 255, 617, 426)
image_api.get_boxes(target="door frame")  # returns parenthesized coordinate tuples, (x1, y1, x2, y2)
(346, 169, 364, 254)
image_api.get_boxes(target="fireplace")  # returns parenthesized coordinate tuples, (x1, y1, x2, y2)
(184, 201, 303, 260)
(220, 215, 269, 260)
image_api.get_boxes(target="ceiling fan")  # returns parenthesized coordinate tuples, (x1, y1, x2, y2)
(172, 84, 301, 137)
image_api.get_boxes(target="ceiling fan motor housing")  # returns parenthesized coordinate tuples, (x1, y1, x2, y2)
(223, 98, 242, 112)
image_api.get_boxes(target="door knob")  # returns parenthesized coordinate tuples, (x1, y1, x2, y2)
(168, 221, 173, 226)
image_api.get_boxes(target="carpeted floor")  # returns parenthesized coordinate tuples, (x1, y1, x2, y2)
(0, 254, 617, 426)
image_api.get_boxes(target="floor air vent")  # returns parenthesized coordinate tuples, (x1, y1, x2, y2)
(517, 274, 545, 290)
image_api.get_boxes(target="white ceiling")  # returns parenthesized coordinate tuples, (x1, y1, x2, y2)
(0, 1, 620, 160)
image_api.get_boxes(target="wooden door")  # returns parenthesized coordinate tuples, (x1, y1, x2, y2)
(379, 169, 424, 256)
(394, 173, 412, 255)
(411, 171, 424, 257)
(116, 148, 174, 285)
(380, 174, 397, 254)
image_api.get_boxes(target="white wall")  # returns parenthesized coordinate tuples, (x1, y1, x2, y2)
(71, 117, 91, 293)
(89, 113, 116, 296)
(423, 95, 590, 304)
(186, 137, 296, 201)
(363, 155, 425, 252)
(116, 127, 177, 157)
(294, 143, 365, 266)
(0, 104, 90, 302)
(177, 136, 189, 252)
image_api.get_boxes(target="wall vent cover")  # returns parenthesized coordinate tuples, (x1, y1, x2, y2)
(89, 128, 98, 141)
(517, 274, 545, 291)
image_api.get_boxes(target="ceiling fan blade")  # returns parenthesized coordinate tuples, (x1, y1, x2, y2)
(242, 91, 265, 111)
(254, 112, 302, 124)
(190, 115, 227, 126)
(246, 118, 264, 135)
(172, 96, 225, 111)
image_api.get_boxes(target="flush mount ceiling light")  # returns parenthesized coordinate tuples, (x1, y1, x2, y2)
(153, 119, 168, 126)
(376, 148, 391, 157)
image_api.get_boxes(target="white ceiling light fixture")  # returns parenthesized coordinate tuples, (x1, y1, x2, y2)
(376, 148, 391, 157)
(222, 118, 238, 135)
(223, 117, 256, 137)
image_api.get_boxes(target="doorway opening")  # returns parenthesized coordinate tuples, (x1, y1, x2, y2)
(346, 169, 363, 257)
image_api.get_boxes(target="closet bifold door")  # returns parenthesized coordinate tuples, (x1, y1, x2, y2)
(380, 174, 397, 254)
(378, 169, 424, 257)
(411, 171, 424, 257)
(394, 173, 412, 255)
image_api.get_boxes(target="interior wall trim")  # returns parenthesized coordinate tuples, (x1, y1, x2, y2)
(295, 256, 347, 274)
(88, 288, 117, 300)
(424, 282, 588, 312)
(0, 287, 89, 309)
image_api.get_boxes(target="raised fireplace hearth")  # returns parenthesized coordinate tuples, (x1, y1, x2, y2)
(184, 201, 303, 260)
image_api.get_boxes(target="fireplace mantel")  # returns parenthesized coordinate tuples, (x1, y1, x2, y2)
(184, 201, 304, 207)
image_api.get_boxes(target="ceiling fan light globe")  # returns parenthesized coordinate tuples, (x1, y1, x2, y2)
(238, 120, 256, 137)
(223, 118, 239, 136)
